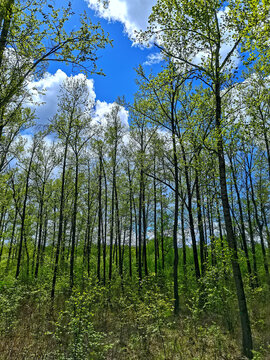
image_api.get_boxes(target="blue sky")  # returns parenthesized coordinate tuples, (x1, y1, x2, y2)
(27, 0, 162, 129)
(28, 0, 244, 130)
(48, 0, 160, 102)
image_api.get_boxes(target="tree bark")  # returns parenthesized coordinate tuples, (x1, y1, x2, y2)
(215, 78, 253, 358)
(16, 142, 36, 279)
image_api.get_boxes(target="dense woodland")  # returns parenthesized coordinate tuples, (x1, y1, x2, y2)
(0, 0, 270, 359)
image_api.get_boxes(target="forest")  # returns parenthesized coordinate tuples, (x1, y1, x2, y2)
(0, 0, 270, 359)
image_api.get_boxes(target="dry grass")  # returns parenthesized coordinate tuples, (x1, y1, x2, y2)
(0, 289, 269, 360)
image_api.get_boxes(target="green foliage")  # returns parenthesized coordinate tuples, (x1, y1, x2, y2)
(1, 1, 270, 359)
(51, 289, 112, 360)
(0, 279, 23, 334)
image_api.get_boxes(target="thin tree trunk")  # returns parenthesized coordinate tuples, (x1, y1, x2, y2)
(51, 135, 69, 299)
(195, 168, 206, 276)
(70, 153, 79, 290)
(115, 183, 122, 277)
(0, 214, 8, 263)
(229, 156, 253, 282)
(142, 172, 148, 277)
(6, 208, 18, 272)
(154, 155, 158, 274)
(181, 201, 187, 284)
(248, 167, 270, 285)
(109, 152, 116, 281)
(208, 198, 216, 267)
(160, 185, 165, 271)
(215, 77, 253, 358)
(172, 126, 179, 314)
(138, 166, 143, 282)
(35, 182, 45, 278)
(181, 144, 200, 279)
(16, 143, 36, 279)
(245, 174, 259, 287)
(128, 162, 133, 278)
(97, 154, 102, 282)
(102, 158, 108, 285)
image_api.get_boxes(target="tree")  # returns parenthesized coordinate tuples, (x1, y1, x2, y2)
(133, 63, 188, 313)
(0, 0, 110, 177)
(142, 1, 257, 357)
(32, 138, 58, 278)
(0, 0, 110, 109)
(105, 104, 125, 280)
(50, 76, 93, 297)
(15, 134, 39, 278)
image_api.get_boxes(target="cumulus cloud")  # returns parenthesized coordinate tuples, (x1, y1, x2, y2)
(85, 0, 156, 42)
(27, 70, 96, 126)
(85, 1, 240, 68)
(93, 100, 129, 127)
(25, 69, 129, 133)
(143, 52, 163, 66)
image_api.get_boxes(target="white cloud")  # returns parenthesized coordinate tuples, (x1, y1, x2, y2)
(85, 1, 240, 67)
(85, 0, 156, 42)
(143, 52, 163, 66)
(27, 70, 96, 126)
(93, 100, 129, 127)
(25, 69, 129, 133)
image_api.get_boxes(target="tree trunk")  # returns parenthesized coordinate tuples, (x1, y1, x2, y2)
(51, 136, 69, 299)
(172, 119, 179, 314)
(248, 167, 270, 286)
(97, 153, 102, 282)
(70, 153, 79, 290)
(109, 150, 116, 281)
(154, 155, 158, 274)
(215, 79, 253, 358)
(35, 182, 45, 278)
(229, 156, 253, 282)
(181, 201, 187, 284)
(181, 144, 200, 279)
(142, 171, 148, 277)
(160, 185, 165, 271)
(16, 143, 36, 279)
(115, 183, 122, 277)
(195, 168, 206, 276)
(102, 158, 108, 285)
(128, 162, 133, 278)
(0, 0, 14, 69)
(6, 208, 18, 272)
(245, 174, 259, 287)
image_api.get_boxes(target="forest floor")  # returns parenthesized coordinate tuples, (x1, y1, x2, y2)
(0, 275, 269, 360)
